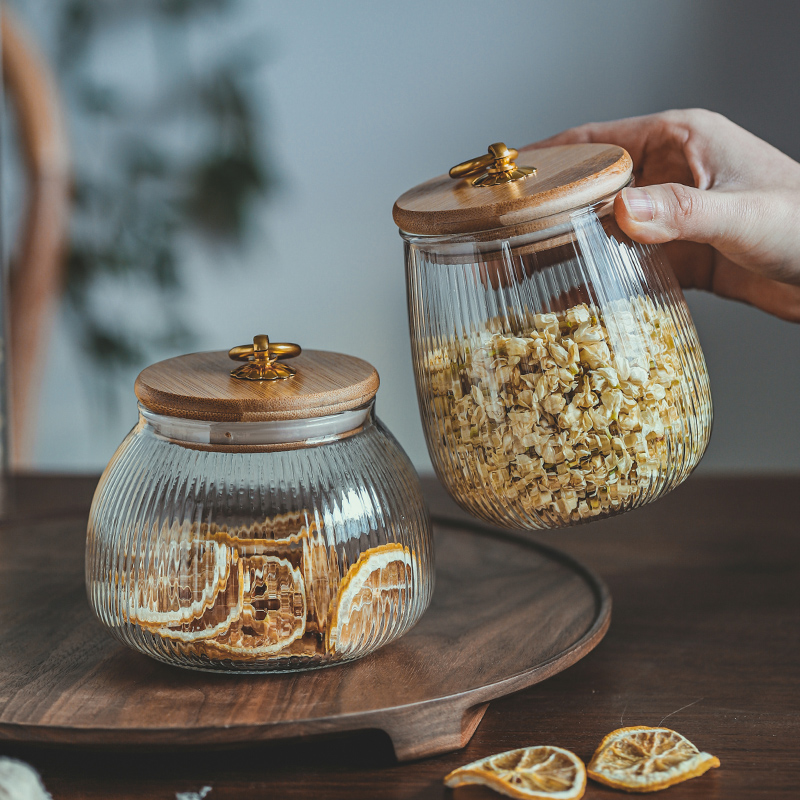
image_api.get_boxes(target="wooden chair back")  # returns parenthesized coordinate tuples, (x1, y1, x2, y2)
(2, 6, 70, 466)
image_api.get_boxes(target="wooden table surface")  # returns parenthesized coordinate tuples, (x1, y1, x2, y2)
(1, 473, 798, 799)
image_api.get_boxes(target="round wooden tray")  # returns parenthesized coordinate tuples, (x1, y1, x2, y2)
(0, 513, 610, 762)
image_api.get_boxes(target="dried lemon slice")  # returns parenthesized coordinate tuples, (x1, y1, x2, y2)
(444, 745, 586, 799)
(128, 539, 232, 628)
(303, 526, 339, 635)
(199, 555, 307, 657)
(327, 542, 413, 656)
(587, 726, 720, 792)
(223, 514, 336, 637)
(212, 510, 317, 552)
(157, 556, 244, 642)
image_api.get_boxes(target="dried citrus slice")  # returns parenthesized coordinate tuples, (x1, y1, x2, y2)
(223, 513, 336, 636)
(157, 556, 244, 642)
(199, 555, 307, 657)
(212, 510, 317, 552)
(303, 527, 339, 635)
(128, 539, 232, 628)
(327, 542, 413, 656)
(444, 745, 586, 799)
(587, 726, 720, 792)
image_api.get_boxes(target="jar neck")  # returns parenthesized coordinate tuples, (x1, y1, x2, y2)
(139, 401, 374, 452)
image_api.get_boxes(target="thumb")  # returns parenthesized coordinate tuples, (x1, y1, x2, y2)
(614, 184, 747, 248)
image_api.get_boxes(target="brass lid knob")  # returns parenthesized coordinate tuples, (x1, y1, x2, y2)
(449, 142, 536, 187)
(228, 335, 301, 381)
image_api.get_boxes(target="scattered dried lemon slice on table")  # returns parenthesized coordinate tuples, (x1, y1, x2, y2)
(327, 542, 413, 656)
(444, 746, 586, 800)
(587, 726, 720, 793)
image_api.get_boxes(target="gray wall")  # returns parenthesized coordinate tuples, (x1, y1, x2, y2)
(28, 0, 800, 472)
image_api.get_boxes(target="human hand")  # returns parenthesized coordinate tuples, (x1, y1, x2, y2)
(524, 109, 800, 322)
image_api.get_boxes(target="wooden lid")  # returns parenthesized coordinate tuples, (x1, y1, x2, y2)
(393, 143, 632, 236)
(135, 349, 380, 422)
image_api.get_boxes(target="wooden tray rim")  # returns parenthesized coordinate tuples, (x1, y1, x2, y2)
(0, 515, 611, 749)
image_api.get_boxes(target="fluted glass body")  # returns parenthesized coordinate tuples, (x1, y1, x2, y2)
(86, 403, 434, 672)
(405, 198, 712, 530)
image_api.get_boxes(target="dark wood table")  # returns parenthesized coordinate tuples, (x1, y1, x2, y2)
(1, 473, 798, 799)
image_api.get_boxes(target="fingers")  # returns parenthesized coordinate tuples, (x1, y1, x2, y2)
(615, 183, 800, 288)
(524, 115, 654, 162)
(614, 183, 793, 272)
(665, 242, 800, 322)
(522, 109, 733, 188)
(710, 260, 800, 323)
(614, 184, 738, 244)
(522, 111, 694, 166)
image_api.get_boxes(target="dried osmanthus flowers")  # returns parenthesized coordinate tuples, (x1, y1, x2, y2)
(425, 299, 699, 525)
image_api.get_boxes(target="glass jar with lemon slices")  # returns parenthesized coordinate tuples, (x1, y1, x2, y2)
(86, 336, 433, 672)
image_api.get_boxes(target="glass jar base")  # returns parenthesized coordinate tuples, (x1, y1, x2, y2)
(137, 650, 367, 674)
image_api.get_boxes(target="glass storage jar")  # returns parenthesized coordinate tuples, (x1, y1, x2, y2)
(86, 336, 434, 672)
(395, 143, 712, 530)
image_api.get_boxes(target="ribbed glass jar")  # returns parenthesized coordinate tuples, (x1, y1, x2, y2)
(405, 197, 712, 530)
(86, 401, 434, 673)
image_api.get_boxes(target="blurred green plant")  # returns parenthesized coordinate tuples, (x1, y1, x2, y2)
(55, 0, 273, 370)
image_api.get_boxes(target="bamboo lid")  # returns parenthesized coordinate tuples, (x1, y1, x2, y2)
(393, 143, 632, 236)
(135, 336, 380, 422)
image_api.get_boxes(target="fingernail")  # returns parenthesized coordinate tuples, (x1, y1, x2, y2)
(622, 187, 655, 222)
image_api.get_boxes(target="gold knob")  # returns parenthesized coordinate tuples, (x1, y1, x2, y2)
(449, 142, 536, 187)
(228, 335, 301, 381)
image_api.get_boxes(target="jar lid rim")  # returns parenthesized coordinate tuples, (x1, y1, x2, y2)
(135, 349, 379, 422)
(393, 143, 632, 237)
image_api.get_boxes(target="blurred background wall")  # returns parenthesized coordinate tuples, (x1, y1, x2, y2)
(5, 0, 799, 473)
